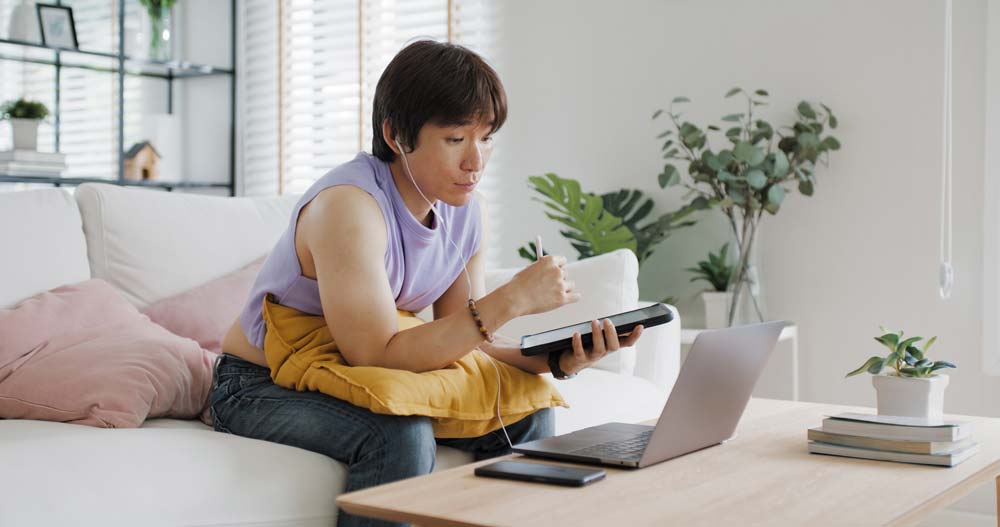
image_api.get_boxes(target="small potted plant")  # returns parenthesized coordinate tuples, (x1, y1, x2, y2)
(686, 243, 734, 328)
(1, 98, 49, 151)
(845, 327, 956, 419)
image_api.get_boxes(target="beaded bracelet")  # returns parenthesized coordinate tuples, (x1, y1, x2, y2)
(467, 298, 496, 343)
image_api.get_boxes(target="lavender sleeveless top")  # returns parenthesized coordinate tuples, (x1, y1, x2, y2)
(239, 152, 482, 349)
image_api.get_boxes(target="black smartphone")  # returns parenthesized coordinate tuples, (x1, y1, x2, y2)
(474, 460, 606, 487)
(519, 303, 673, 356)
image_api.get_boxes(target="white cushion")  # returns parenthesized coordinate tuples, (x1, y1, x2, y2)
(0, 188, 90, 308)
(483, 249, 640, 376)
(74, 184, 298, 308)
(547, 368, 668, 435)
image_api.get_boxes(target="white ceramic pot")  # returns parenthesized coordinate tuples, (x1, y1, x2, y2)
(10, 118, 40, 151)
(871, 373, 949, 420)
(701, 291, 733, 329)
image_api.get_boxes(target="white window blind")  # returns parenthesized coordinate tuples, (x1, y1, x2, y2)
(239, 0, 499, 189)
(358, 0, 447, 153)
(238, 0, 501, 265)
(281, 0, 361, 195)
(236, 0, 281, 196)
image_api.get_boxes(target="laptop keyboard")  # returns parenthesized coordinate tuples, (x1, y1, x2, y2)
(568, 430, 653, 460)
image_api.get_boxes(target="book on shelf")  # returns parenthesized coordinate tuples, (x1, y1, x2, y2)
(0, 161, 66, 176)
(0, 150, 66, 164)
(808, 441, 979, 467)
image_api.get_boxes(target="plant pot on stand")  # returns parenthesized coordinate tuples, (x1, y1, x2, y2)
(701, 291, 733, 329)
(10, 118, 40, 151)
(872, 374, 949, 420)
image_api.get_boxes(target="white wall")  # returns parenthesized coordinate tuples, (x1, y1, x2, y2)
(492, 0, 998, 414)
(491, 0, 997, 515)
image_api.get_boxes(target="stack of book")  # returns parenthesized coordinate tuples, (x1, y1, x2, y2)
(808, 412, 978, 467)
(0, 150, 67, 176)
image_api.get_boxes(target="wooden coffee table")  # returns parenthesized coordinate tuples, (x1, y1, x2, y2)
(337, 398, 1000, 526)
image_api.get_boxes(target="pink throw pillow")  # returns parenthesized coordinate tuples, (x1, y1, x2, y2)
(142, 257, 265, 354)
(0, 279, 215, 428)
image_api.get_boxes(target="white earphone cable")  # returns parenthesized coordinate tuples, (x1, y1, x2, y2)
(396, 140, 513, 450)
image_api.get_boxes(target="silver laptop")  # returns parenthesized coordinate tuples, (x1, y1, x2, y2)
(513, 321, 786, 468)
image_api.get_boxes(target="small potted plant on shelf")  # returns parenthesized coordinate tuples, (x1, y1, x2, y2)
(845, 327, 956, 420)
(686, 243, 734, 329)
(1, 98, 49, 151)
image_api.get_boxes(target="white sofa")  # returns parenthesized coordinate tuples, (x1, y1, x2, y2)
(0, 183, 680, 527)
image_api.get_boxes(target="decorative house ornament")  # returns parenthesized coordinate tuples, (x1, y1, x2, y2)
(123, 141, 161, 181)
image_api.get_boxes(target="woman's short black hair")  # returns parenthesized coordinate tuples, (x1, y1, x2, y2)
(372, 40, 507, 162)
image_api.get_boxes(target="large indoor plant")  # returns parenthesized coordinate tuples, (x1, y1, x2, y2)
(845, 328, 956, 419)
(2, 98, 49, 151)
(686, 243, 735, 329)
(653, 88, 841, 325)
(517, 172, 702, 265)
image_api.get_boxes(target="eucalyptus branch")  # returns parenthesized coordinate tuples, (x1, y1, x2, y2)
(654, 88, 841, 325)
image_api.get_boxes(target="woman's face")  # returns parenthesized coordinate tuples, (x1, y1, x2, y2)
(393, 120, 495, 207)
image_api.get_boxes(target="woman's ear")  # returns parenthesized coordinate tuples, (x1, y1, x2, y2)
(382, 120, 400, 154)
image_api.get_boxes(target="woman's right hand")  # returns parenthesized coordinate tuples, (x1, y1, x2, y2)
(504, 255, 580, 316)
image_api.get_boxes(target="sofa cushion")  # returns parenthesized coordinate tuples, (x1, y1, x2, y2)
(74, 183, 297, 308)
(483, 249, 641, 376)
(0, 279, 215, 428)
(547, 367, 668, 435)
(261, 298, 567, 438)
(0, 188, 90, 308)
(142, 257, 265, 354)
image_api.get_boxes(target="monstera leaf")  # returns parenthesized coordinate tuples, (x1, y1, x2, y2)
(523, 173, 636, 260)
(601, 188, 700, 263)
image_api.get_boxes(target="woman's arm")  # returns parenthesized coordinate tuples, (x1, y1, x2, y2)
(303, 186, 527, 373)
(432, 192, 645, 376)
(432, 193, 550, 374)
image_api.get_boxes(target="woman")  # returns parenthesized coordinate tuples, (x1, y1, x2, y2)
(211, 40, 644, 527)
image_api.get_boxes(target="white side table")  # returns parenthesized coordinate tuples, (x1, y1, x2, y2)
(679, 324, 799, 401)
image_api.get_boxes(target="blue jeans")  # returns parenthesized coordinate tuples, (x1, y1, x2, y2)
(209, 353, 555, 527)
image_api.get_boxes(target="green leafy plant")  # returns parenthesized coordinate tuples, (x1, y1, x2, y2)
(653, 87, 841, 325)
(139, 0, 177, 15)
(686, 243, 734, 292)
(601, 188, 701, 263)
(1, 98, 49, 121)
(139, 0, 177, 60)
(845, 327, 956, 378)
(517, 173, 635, 260)
(516, 173, 700, 264)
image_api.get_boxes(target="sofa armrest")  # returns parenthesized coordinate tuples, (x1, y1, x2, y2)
(632, 301, 681, 394)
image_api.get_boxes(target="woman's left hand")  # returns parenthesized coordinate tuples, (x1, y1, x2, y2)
(560, 319, 644, 376)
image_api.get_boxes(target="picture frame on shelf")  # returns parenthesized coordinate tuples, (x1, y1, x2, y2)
(36, 3, 78, 50)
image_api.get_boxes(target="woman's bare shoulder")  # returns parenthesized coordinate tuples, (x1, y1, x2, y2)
(295, 185, 388, 271)
(300, 185, 387, 240)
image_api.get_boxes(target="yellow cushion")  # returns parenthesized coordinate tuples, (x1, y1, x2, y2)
(261, 296, 567, 438)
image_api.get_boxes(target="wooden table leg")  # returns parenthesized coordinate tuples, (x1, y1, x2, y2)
(996, 475, 999, 527)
